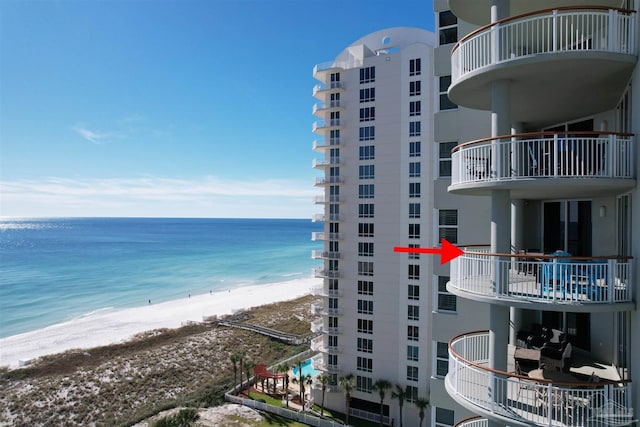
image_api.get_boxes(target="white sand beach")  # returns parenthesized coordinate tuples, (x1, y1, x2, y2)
(0, 277, 317, 369)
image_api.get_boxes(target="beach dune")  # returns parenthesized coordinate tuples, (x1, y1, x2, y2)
(0, 277, 317, 369)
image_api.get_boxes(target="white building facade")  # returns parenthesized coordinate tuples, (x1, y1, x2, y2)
(443, 1, 640, 427)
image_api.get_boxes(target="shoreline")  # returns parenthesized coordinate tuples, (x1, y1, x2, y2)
(0, 276, 318, 369)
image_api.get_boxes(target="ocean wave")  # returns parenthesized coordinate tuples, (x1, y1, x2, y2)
(74, 307, 115, 320)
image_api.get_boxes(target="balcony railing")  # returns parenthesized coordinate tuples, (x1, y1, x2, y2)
(313, 267, 340, 279)
(310, 232, 342, 241)
(312, 101, 342, 115)
(312, 195, 343, 204)
(454, 417, 487, 427)
(314, 176, 344, 186)
(312, 157, 343, 168)
(310, 318, 323, 333)
(447, 331, 633, 426)
(449, 247, 633, 305)
(312, 138, 342, 151)
(312, 250, 341, 260)
(452, 7, 637, 83)
(451, 131, 635, 186)
(312, 81, 344, 98)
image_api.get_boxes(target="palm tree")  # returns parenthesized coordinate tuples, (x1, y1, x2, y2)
(244, 359, 256, 398)
(317, 373, 330, 416)
(237, 350, 246, 392)
(296, 360, 305, 407)
(303, 374, 313, 410)
(230, 352, 241, 389)
(414, 397, 429, 427)
(339, 374, 355, 425)
(277, 362, 290, 397)
(391, 384, 407, 427)
(372, 379, 392, 427)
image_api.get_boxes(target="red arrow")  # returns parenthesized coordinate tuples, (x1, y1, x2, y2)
(393, 239, 464, 265)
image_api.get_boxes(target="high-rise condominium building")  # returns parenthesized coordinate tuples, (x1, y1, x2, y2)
(310, 26, 492, 425)
(442, 1, 640, 427)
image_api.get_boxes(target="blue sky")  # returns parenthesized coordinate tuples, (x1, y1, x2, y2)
(1, 0, 434, 218)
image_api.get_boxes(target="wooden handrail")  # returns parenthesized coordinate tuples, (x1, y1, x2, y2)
(452, 131, 635, 153)
(448, 330, 631, 386)
(453, 416, 484, 427)
(461, 249, 633, 261)
(452, 6, 636, 54)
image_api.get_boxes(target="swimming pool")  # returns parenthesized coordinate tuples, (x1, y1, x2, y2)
(292, 358, 320, 377)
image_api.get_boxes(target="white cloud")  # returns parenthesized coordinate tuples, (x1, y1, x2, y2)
(0, 176, 318, 219)
(72, 125, 121, 144)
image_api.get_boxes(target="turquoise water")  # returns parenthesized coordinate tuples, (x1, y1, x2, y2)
(0, 217, 322, 338)
(292, 358, 320, 377)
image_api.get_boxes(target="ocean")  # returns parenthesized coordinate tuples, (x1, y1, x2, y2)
(0, 217, 322, 339)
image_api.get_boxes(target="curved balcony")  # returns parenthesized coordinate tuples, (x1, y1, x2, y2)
(313, 100, 343, 117)
(446, 331, 633, 427)
(312, 357, 341, 374)
(313, 195, 343, 204)
(313, 119, 344, 135)
(313, 157, 343, 169)
(312, 250, 341, 260)
(314, 176, 344, 186)
(312, 138, 342, 152)
(448, 131, 635, 198)
(313, 61, 345, 81)
(311, 213, 342, 223)
(310, 318, 323, 333)
(450, 7, 637, 127)
(448, 247, 633, 312)
(313, 267, 341, 279)
(311, 232, 342, 241)
(310, 335, 341, 354)
(454, 416, 487, 427)
(312, 81, 345, 101)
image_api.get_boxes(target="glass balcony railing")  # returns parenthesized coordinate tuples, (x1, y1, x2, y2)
(450, 131, 634, 186)
(447, 331, 633, 426)
(454, 417, 487, 427)
(452, 7, 637, 83)
(449, 247, 633, 306)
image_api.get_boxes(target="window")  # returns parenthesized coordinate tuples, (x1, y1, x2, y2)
(410, 80, 421, 96)
(408, 284, 420, 300)
(408, 243, 420, 260)
(439, 76, 457, 110)
(408, 305, 419, 321)
(359, 165, 375, 180)
(409, 141, 421, 157)
(408, 264, 420, 280)
(328, 335, 338, 348)
(329, 72, 341, 88)
(435, 341, 449, 377)
(435, 407, 455, 427)
(358, 261, 374, 277)
(439, 141, 457, 177)
(359, 145, 375, 160)
(329, 129, 340, 145)
(358, 223, 374, 237)
(359, 184, 374, 199)
(329, 110, 341, 126)
(409, 121, 421, 136)
(407, 365, 419, 382)
(409, 58, 421, 76)
(358, 242, 374, 257)
(359, 87, 375, 103)
(409, 162, 421, 177)
(408, 325, 419, 341)
(406, 385, 418, 403)
(356, 375, 372, 393)
(328, 259, 338, 271)
(407, 345, 419, 361)
(329, 92, 340, 108)
(437, 275, 457, 312)
(358, 280, 373, 295)
(329, 203, 339, 216)
(359, 204, 374, 218)
(328, 297, 338, 311)
(328, 279, 338, 292)
(409, 203, 421, 219)
(409, 101, 421, 116)
(358, 299, 373, 314)
(439, 10, 458, 45)
(329, 222, 339, 234)
(329, 240, 339, 253)
(360, 66, 375, 83)
(409, 224, 420, 239)
(409, 182, 421, 198)
(359, 126, 375, 141)
(360, 107, 375, 122)
(358, 318, 373, 334)
(329, 316, 338, 328)
(329, 148, 340, 163)
(438, 209, 458, 244)
(328, 354, 338, 368)
(358, 337, 373, 353)
(357, 357, 373, 373)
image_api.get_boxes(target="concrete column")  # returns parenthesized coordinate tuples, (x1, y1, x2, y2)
(511, 199, 524, 254)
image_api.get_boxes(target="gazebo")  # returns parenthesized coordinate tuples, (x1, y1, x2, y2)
(254, 364, 288, 395)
